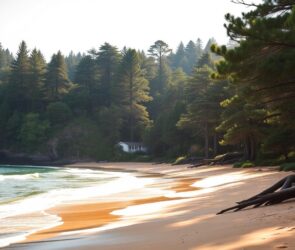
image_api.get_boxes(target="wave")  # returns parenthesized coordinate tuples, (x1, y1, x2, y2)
(0, 167, 158, 248)
(0, 173, 40, 181)
(0, 211, 62, 248)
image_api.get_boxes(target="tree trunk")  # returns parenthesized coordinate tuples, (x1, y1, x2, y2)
(204, 122, 209, 159)
(217, 175, 295, 214)
(213, 133, 218, 157)
(244, 137, 250, 160)
(129, 71, 134, 141)
(249, 135, 256, 161)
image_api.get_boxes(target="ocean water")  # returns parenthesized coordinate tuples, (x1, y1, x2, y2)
(0, 165, 152, 248)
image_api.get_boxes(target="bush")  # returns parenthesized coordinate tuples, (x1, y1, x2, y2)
(279, 162, 295, 171)
(233, 161, 255, 168)
(114, 150, 151, 162)
(241, 161, 255, 168)
(233, 162, 243, 168)
(19, 113, 50, 152)
(173, 156, 187, 165)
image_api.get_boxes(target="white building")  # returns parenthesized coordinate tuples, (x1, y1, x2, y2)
(117, 141, 147, 153)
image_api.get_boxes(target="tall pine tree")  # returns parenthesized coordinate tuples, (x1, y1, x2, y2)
(118, 49, 152, 141)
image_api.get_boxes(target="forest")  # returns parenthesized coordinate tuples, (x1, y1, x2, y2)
(0, 0, 294, 167)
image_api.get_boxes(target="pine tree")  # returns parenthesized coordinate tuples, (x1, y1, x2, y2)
(74, 55, 100, 113)
(8, 41, 31, 112)
(195, 38, 203, 59)
(65, 51, 83, 81)
(148, 40, 172, 95)
(90, 42, 121, 107)
(0, 44, 13, 84)
(185, 40, 198, 74)
(212, 0, 295, 159)
(29, 49, 47, 112)
(118, 49, 152, 141)
(178, 60, 226, 158)
(172, 42, 187, 71)
(45, 51, 71, 101)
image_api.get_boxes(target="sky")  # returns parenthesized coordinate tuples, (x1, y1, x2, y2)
(0, 0, 254, 60)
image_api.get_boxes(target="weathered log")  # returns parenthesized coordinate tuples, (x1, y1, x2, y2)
(217, 175, 295, 215)
(185, 152, 244, 168)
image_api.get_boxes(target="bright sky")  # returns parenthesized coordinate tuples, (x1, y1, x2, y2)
(0, 0, 254, 60)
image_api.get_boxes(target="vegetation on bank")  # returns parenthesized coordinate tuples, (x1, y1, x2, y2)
(0, 0, 294, 167)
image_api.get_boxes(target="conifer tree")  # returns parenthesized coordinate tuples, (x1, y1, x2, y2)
(185, 40, 198, 74)
(212, 0, 295, 159)
(172, 42, 187, 71)
(91, 43, 121, 107)
(195, 38, 203, 59)
(148, 40, 172, 95)
(178, 54, 226, 158)
(45, 51, 70, 101)
(29, 49, 47, 112)
(8, 41, 31, 112)
(118, 49, 152, 141)
(65, 51, 83, 81)
(73, 55, 100, 113)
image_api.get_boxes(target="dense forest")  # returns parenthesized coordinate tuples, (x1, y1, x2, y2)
(0, 0, 294, 166)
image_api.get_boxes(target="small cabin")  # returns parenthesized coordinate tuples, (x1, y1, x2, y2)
(117, 141, 147, 153)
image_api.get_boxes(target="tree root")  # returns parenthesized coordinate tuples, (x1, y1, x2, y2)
(217, 175, 295, 215)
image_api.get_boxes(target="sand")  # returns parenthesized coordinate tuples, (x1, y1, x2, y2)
(8, 162, 295, 250)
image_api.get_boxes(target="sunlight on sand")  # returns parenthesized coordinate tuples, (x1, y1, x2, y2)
(169, 214, 215, 228)
(111, 198, 193, 217)
(60, 202, 189, 236)
(195, 226, 294, 250)
(192, 172, 272, 189)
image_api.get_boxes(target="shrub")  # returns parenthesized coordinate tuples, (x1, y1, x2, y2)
(19, 113, 50, 152)
(233, 161, 255, 168)
(233, 162, 243, 168)
(241, 161, 255, 168)
(173, 156, 187, 165)
(279, 163, 295, 171)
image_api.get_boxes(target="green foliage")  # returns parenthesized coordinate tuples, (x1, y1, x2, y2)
(233, 161, 255, 168)
(46, 102, 72, 125)
(148, 40, 172, 95)
(73, 55, 100, 114)
(178, 62, 226, 158)
(45, 51, 71, 101)
(1, 10, 294, 165)
(118, 49, 152, 141)
(173, 156, 187, 165)
(90, 42, 121, 107)
(280, 163, 295, 172)
(19, 113, 49, 152)
(212, 0, 295, 161)
(65, 51, 83, 81)
(52, 118, 105, 160)
(241, 162, 255, 168)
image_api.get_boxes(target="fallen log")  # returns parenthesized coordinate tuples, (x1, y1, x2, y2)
(189, 152, 243, 168)
(217, 175, 295, 214)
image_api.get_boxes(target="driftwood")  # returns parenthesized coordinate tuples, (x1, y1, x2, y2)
(217, 175, 295, 215)
(189, 152, 243, 168)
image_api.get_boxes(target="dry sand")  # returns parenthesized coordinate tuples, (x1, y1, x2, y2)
(8, 162, 295, 250)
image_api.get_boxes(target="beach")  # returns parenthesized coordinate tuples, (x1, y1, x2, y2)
(7, 162, 295, 250)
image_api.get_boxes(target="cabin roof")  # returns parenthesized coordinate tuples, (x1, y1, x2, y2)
(118, 141, 145, 147)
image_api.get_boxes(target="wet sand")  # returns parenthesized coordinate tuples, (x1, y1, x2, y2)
(25, 170, 199, 243)
(9, 163, 295, 250)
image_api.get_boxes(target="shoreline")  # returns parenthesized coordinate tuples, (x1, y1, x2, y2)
(8, 162, 295, 250)
(22, 166, 198, 243)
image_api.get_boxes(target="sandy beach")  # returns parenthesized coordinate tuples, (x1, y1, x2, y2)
(7, 162, 295, 250)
